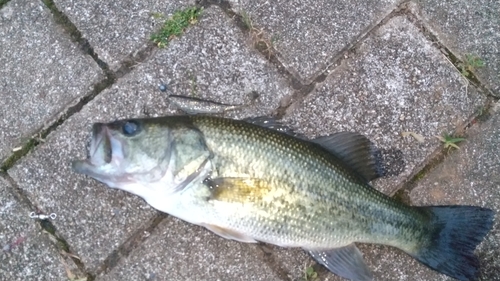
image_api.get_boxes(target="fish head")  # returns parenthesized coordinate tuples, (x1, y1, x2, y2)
(72, 119, 174, 193)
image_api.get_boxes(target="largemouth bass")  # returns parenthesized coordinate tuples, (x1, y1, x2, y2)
(72, 115, 494, 281)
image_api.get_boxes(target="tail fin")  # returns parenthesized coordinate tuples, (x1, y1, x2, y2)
(412, 206, 494, 281)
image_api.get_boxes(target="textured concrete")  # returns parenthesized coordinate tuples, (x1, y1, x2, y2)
(284, 15, 487, 195)
(146, 7, 293, 120)
(0, 0, 103, 163)
(53, 0, 195, 69)
(2, 0, 499, 280)
(414, 0, 500, 96)
(8, 5, 293, 276)
(0, 177, 70, 281)
(97, 216, 310, 281)
(229, 0, 401, 83)
(409, 108, 500, 281)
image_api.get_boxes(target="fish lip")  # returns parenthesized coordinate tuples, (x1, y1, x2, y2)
(88, 123, 113, 165)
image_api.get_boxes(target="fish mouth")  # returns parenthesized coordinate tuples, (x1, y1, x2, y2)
(72, 123, 115, 175)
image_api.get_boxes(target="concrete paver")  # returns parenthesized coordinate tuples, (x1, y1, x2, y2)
(414, 0, 500, 96)
(8, 5, 294, 276)
(97, 216, 310, 281)
(53, 0, 195, 69)
(0, 0, 104, 163)
(229, 0, 401, 83)
(2, 0, 499, 280)
(284, 15, 486, 195)
(0, 177, 70, 281)
(146, 7, 294, 120)
(410, 108, 500, 280)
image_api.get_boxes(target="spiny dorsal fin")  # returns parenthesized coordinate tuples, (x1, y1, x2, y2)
(312, 132, 385, 182)
(205, 177, 272, 203)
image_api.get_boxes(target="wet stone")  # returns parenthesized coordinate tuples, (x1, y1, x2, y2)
(0, 0, 104, 163)
(284, 15, 486, 195)
(0, 177, 71, 281)
(52, 0, 196, 69)
(228, 0, 401, 83)
(409, 108, 500, 280)
(413, 0, 500, 96)
(96, 216, 310, 281)
(8, 5, 293, 275)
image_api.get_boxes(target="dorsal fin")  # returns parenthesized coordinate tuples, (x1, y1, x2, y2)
(312, 132, 386, 182)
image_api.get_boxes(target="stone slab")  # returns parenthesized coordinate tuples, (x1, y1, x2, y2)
(229, 0, 401, 83)
(0, 177, 69, 281)
(409, 108, 500, 280)
(97, 216, 310, 281)
(414, 0, 500, 96)
(0, 0, 104, 163)
(53, 0, 195, 69)
(8, 5, 293, 275)
(284, 15, 487, 195)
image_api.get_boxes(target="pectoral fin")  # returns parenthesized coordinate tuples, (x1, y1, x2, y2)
(205, 177, 272, 203)
(307, 244, 373, 281)
(202, 223, 257, 243)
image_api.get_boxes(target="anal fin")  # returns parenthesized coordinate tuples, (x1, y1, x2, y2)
(202, 223, 257, 243)
(307, 244, 373, 281)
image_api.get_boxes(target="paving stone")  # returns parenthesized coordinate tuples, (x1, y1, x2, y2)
(413, 0, 500, 96)
(284, 15, 487, 195)
(0, 0, 104, 163)
(409, 109, 500, 281)
(228, 0, 401, 83)
(8, 5, 293, 275)
(97, 216, 310, 281)
(0, 177, 70, 281)
(53, 0, 195, 69)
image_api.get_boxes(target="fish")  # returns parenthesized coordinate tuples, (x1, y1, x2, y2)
(72, 115, 494, 281)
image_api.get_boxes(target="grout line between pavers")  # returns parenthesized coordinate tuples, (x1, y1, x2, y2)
(0, 0, 10, 10)
(3, 0, 498, 277)
(403, 2, 497, 99)
(93, 212, 167, 276)
(0, 1, 161, 172)
(193, 0, 500, 203)
(0, 172, 93, 280)
(195, 0, 315, 119)
(40, 0, 111, 73)
(393, 95, 499, 200)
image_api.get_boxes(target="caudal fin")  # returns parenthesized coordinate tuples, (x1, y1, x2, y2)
(411, 206, 494, 281)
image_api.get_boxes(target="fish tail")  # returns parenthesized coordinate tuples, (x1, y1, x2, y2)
(411, 206, 494, 281)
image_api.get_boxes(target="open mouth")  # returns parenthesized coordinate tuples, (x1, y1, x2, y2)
(72, 123, 112, 175)
(88, 123, 112, 166)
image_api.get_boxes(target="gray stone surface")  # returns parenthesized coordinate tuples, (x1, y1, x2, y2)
(0, 0, 104, 163)
(414, 0, 500, 96)
(284, 15, 487, 195)
(97, 216, 310, 281)
(229, 0, 401, 83)
(8, 5, 293, 275)
(53, 0, 195, 69)
(0, 177, 68, 281)
(2, 0, 499, 280)
(409, 108, 500, 281)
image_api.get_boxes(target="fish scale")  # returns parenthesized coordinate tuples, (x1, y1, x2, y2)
(73, 115, 494, 281)
(188, 116, 425, 250)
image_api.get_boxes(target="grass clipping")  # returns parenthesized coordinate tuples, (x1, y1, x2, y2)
(151, 7, 202, 48)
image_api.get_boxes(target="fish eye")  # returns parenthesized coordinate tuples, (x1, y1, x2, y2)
(122, 120, 140, 136)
